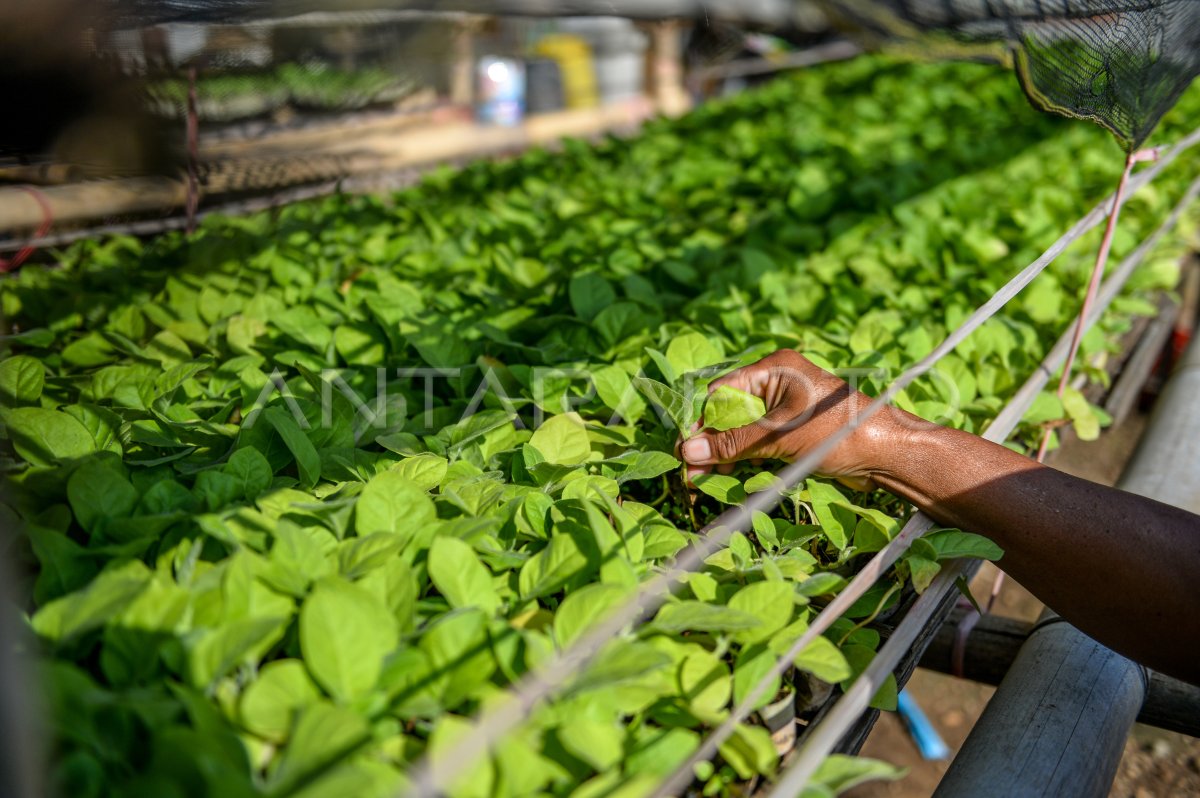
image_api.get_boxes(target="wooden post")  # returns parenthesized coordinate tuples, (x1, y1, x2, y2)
(0, 178, 189, 233)
(449, 16, 483, 108)
(645, 20, 690, 117)
(185, 66, 200, 233)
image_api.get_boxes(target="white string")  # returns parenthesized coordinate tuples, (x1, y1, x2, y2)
(401, 126, 1200, 798)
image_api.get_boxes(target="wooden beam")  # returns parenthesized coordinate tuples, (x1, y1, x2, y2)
(0, 177, 187, 234)
(644, 19, 691, 117)
(0, 96, 658, 235)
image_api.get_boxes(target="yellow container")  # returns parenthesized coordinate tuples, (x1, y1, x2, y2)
(534, 35, 598, 109)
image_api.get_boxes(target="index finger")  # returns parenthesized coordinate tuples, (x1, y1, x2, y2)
(706, 360, 771, 397)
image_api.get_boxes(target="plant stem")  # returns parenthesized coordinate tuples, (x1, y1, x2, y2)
(680, 464, 699, 532)
(837, 581, 901, 646)
(650, 474, 671, 507)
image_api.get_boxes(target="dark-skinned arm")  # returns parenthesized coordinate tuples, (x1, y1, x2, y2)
(678, 349, 1200, 685)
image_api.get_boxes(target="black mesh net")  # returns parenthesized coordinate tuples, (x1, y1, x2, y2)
(824, 0, 1200, 151)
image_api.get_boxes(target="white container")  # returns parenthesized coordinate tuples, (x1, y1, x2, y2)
(594, 51, 644, 104)
(477, 56, 525, 126)
(556, 17, 647, 105)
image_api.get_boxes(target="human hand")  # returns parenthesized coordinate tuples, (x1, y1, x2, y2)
(677, 349, 900, 490)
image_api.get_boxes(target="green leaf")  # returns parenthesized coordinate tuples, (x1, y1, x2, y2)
(704, 385, 766, 432)
(355, 471, 437, 549)
(1062, 386, 1100, 441)
(61, 332, 116, 367)
(907, 555, 940, 594)
(67, 460, 139, 535)
(224, 447, 274, 500)
(528, 412, 591, 466)
(290, 761, 403, 798)
(418, 608, 495, 708)
(665, 332, 722, 377)
(518, 532, 589, 599)
(300, 577, 399, 702)
(261, 520, 335, 597)
(792, 636, 851, 682)
(262, 406, 321, 489)
(62, 404, 122, 456)
(239, 659, 321, 743)
(728, 581, 794, 644)
(390, 453, 448, 491)
(553, 583, 630, 648)
(1022, 275, 1064, 324)
(806, 479, 854, 550)
(632, 377, 692, 433)
(607, 450, 680, 483)
(268, 702, 370, 795)
(26, 524, 98, 605)
(644, 347, 679, 386)
(1022, 391, 1064, 425)
(795, 572, 846, 597)
(652, 601, 762, 634)
(188, 615, 290, 689)
(840, 644, 898, 711)
(810, 754, 905, 792)
(334, 324, 386, 366)
(4, 407, 97, 466)
(744, 472, 782, 493)
(337, 532, 405, 580)
(0, 356, 44, 405)
(924, 529, 1004, 561)
(427, 536, 500, 614)
(593, 302, 647, 349)
(626, 727, 701, 777)
(558, 717, 625, 771)
(718, 723, 777, 779)
(31, 560, 152, 642)
(592, 365, 646, 423)
(732, 644, 781, 710)
(569, 272, 616, 322)
(678, 651, 731, 716)
(956, 574, 985, 615)
(692, 474, 747, 505)
(275, 306, 332, 352)
(193, 470, 243, 512)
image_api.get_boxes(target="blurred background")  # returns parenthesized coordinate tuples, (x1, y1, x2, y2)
(0, 0, 864, 247)
(2, 0, 1195, 249)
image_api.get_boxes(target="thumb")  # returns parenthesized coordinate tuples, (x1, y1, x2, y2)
(680, 416, 777, 466)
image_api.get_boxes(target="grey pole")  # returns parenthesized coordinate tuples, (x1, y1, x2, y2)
(935, 334, 1200, 798)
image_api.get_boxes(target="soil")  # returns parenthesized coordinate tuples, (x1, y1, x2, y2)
(846, 408, 1200, 797)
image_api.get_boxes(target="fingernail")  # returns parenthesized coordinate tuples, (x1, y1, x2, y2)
(682, 437, 711, 462)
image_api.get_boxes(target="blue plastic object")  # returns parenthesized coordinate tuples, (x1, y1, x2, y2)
(897, 689, 951, 761)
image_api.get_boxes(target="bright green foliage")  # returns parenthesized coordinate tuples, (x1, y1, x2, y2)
(704, 386, 767, 431)
(2, 55, 1198, 798)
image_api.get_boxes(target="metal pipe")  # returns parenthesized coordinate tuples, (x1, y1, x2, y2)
(935, 335, 1200, 797)
(920, 607, 1200, 738)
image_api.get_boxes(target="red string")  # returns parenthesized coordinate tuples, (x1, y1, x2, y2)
(0, 187, 54, 273)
